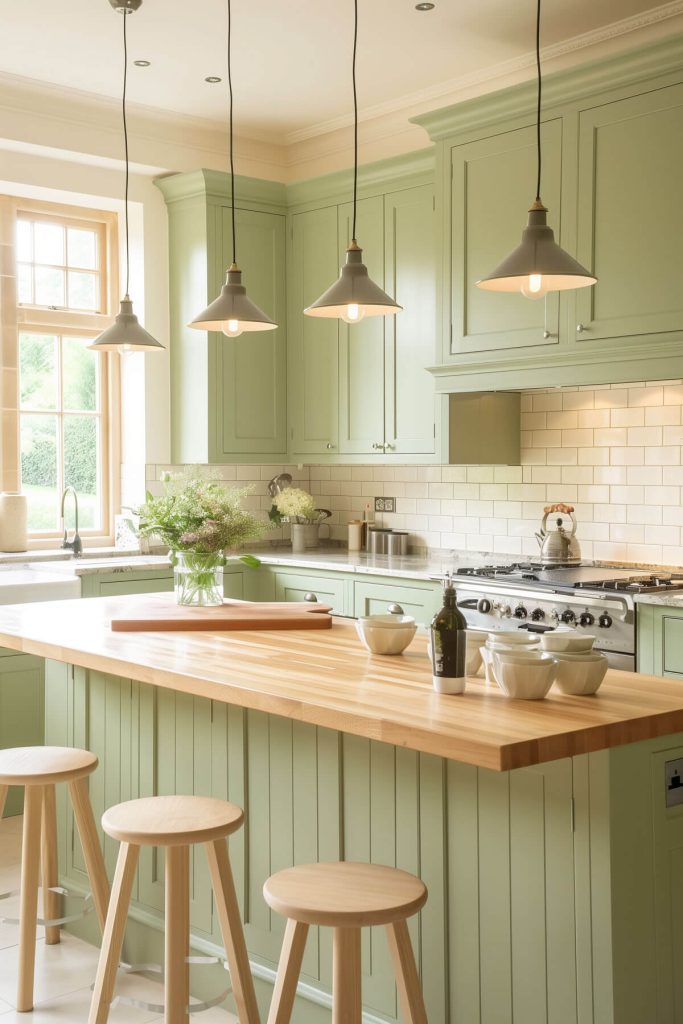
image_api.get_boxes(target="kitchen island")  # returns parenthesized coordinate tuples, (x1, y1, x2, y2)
(0, 593, 682, 1024)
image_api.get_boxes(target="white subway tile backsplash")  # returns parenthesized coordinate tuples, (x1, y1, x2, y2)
(628, 386, 663, 407)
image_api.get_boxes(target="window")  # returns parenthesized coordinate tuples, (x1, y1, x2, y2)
(0, 197, 120, 544)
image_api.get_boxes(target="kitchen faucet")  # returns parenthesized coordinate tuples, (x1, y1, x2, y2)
(60, 486, 83, 558)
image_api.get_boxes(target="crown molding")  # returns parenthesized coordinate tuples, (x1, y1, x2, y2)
(285, 147, 434, 210)
(155, 168, 287, 212)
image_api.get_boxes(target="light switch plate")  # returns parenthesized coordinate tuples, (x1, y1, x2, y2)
(375, 497, 395, 513)
(665, 757, 683, 807)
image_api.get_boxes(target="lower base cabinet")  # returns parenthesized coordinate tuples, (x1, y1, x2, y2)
(44, 658, 683, 1023)
(637, 603, 683, 677)
(0, 650, 44, 816)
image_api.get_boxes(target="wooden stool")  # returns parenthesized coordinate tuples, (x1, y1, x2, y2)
(263, 861, 428, 1024)
(88, 794, 259, 1024)
(0, 745, 110, 1012)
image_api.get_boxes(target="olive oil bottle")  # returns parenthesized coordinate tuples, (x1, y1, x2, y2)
(430, 573, 467, 694)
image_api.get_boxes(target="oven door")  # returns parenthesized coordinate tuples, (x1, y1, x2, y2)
(600, 650, 635, 672)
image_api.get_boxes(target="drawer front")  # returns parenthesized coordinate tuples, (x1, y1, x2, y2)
(97, 575, 174, 597)
(353, 580, 441, 627)
(662, 614, 683, 678)
(273, 571, 347, 615)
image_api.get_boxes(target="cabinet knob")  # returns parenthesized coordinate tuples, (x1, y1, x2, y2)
(384, 442, 395, 451)
(543, 330, 557, 340)
(304, 592, 318, 603)
(326, 442, 335, 450)
(372, 442, 383, 450)
(576, 323, 587, 333)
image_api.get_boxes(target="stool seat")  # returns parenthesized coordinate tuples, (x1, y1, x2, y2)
(263, 861, 427, 928)
(102, 795, 244, 847)
(0, 745, 97, 786)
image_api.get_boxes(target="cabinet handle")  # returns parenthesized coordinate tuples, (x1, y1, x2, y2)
(304, 592, 318, 603)
(576, 323, 587, 333)
(543, 330, 557, 339)
(384, 442, 395, 451)
(325, 442, 335, 450)
(372, 442, 383, 450)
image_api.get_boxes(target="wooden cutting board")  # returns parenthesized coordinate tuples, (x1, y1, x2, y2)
(110, 597, 333, 632)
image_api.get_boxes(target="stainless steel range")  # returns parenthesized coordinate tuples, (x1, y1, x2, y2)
(451, 564, 683, 672)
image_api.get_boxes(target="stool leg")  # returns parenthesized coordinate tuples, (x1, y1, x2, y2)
(385, 919, 428, 1024)
(88, 842, 139, 1024)
(41, 785, 60, 945)
(332, 927, 362, 1024)
(17, 785, 43, 1012)
(164, 845, 190, 1024)
(267, 918, 309, 1024)
(205, 838, 260, 1024)
(0, 784, 8, 820)
(68, 777, 110, 931)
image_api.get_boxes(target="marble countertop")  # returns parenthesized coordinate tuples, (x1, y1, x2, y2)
(634, 592, 683, 608)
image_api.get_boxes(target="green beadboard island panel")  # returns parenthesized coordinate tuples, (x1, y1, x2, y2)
(0, 651, 44, 815)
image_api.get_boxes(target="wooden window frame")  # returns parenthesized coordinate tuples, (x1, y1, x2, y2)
(0, 196, 121, 548)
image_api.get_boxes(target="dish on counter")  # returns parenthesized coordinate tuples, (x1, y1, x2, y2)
(491, 650, 556, 700)
(551, 651, 608, 695)
(356, 614, 417, 655)
(541, 630, 596, 653)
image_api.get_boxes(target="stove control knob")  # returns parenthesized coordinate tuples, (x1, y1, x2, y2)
(561, 609, 576, 625)
(530, 607, 545, 622)
(513, 605, 528, 620)
(502, 605, 512, 619)
(477, 598, 492, 614)
(550, 609, 560, 624)
(579, 611, 595, 628)
(598, 612, 613, 629)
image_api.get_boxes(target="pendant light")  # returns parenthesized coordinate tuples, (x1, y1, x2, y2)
(89, 0, 164, 352)
(189, 0, 277, 337)
(476, 0, 597, 298)
(304, 0, 401, 323)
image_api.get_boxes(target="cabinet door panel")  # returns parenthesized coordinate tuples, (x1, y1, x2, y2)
(576, 85, 683, 343)
(338, 197, 386, 454)
(384, 186, 436, 455)
(217, 208, 287, 456)
(353, 580, 441, 627)
(290, 207, 339, 455)
(450, 121, 562, 355)
(274, 571, 346, 615)
(0, 654, 44, 816)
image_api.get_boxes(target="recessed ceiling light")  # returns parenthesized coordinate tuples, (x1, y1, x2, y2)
(415, 2, 435, 8)
(133, 59, 151, 67)
(205, 76, 222, 84)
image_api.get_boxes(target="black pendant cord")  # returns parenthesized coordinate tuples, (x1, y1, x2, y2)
(534, 0, 542, 203)
(122, 9, 130, 297)
(227, 0, 237, 266)
(351, 0, 358, 242)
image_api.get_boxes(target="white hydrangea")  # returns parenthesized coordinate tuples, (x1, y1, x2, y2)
(274, 487, 318, 522)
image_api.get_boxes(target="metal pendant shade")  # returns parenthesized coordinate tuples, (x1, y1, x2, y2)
(189, 0, 277, 338)
(476, 0, 596, 299)
(89, 297, 165, 352)
(305, 244, 402, 319)
(477, 201, 597, 294)
(190, 266, 277, 332)
(304, 0, 400, 323)
(89, 1, 163, 352)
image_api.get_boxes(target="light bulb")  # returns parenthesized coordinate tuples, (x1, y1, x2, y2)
(222, 318, 243, 338)
(520, 273, 549, 300)
(341, 303, 366, 325)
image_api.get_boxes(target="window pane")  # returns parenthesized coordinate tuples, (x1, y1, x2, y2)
(67, 270, 99, 311)
(34, 266, 65, 307)
(67, 228, 97, 270)
(17, 264, 33, 304)
(16, 221, 32, 262)
(63, 337, 97, 411)
(20, 414, 59, 531)
(34, 221, 64, 266)
(19, 333, 57, 410)
(64, 416, 99, 530)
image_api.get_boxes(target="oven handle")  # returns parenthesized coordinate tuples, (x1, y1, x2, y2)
(454, 582, 630, 622)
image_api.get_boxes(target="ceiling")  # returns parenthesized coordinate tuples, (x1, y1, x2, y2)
(0, 0, 676, 143)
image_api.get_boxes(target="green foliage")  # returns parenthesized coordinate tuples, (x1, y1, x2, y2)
(64, 417, 96, 493)
(21, 435, 57, 488)
(136, 473, 269, 554)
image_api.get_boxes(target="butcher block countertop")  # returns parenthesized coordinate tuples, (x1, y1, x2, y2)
(2, 593, 683, 771)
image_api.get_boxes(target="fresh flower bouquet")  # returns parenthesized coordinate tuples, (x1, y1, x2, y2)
(136, 472, 267, 605)
(271, 486, 318, 524)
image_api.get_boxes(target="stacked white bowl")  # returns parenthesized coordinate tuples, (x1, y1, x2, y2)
(482, 628, 609, 700)
(540, 630, 608, 695)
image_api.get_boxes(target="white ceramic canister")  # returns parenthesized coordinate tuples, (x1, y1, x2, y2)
(0, 493, 28, 552)
(348, 520, 362, 551)
(290, 523, 306, 553)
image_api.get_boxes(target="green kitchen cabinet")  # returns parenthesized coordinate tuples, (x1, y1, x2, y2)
(448, 120, 563, 359)
(157, 170, 288, 464)
(574, 84, 683, 347)
(79, 569, 174, 598)
(353, 577, 442, 627)
(0, 650, 44, 816)
(272, 570, 347, 615)
(637, 603, 683, 677)
(288, 206, 340, 456)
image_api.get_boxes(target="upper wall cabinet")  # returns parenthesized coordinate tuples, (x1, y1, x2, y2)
(450, 121, 562, 357)
(574, 84, 683, 346)
(157, 171, 288, 464)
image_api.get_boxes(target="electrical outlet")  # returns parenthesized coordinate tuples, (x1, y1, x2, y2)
(374, 497, 395, 513)
(665, 757, 683, 807)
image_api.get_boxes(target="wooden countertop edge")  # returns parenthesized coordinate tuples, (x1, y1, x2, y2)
(4, 625, 683, 772)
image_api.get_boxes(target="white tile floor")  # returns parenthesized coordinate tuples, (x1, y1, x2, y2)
(0, 816, 238, 1022)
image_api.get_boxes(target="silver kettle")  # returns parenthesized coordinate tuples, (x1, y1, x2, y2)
(535, 503, 581, 566)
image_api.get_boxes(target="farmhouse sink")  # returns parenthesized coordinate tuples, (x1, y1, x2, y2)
(0, 567, 80, 604)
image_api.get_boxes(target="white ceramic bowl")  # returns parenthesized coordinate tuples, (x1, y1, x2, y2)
(541, 630, 596, 653)
(487, 630, 539, 646)
(466, 631, 485, 676)
(356, 615, 417, 655)
(481, 643, 544, 683)
(491, 651, 556, 700)
(551, 651, 608, 695)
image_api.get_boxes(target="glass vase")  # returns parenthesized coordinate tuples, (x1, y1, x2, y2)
(173, 551, 224, 606)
